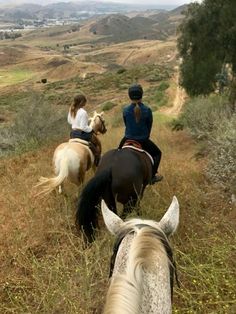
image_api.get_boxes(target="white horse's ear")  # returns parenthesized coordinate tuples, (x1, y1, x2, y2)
(159, 196, 179, 236)
(93, 110, 97, 116)
(101, 200, 123, 235)
(100, 111, 104, 116)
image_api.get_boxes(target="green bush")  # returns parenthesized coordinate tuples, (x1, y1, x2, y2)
(158, 81, 170, 91)
(207, 115, 236, 193)
(117, 68, 126, 74)
(101, 101, 117, 111)
(178, 95, 231, 139)
(175, 93, 235, 193)
(0, 94, 68, 156)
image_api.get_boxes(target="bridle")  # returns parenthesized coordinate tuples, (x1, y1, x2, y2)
(109, 223, 180, 301)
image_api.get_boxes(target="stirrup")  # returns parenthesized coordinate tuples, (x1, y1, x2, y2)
(150, 174, 163, 185)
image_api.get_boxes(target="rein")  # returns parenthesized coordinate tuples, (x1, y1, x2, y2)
(109, 224, 180, 301)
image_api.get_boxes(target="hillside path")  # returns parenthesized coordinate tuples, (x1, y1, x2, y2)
(160, 67, 186, 117)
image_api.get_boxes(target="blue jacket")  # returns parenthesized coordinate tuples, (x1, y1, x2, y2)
(123, 103, 153, 141)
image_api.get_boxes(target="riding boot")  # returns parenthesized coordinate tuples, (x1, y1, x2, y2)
(94, 154, 101, 167)
(150, 157, 163, 185)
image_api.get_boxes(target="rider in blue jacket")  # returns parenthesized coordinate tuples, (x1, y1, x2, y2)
(118, 84, 163, 184)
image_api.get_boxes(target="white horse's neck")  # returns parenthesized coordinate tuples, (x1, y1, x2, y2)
(104, 228, 172, 314)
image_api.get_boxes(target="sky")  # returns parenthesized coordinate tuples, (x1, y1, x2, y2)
(0, 0, 201, 5)
(100, 0, 198, 4)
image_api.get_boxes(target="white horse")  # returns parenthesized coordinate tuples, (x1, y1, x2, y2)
(35, 111, 106, 195)
(101, 196, 179, 314)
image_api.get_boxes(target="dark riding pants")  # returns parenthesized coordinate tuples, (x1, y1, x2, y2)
(70, 130, 93, 141)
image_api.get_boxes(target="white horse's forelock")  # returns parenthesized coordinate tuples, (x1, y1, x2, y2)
(103, 197, 179, 313)
(104, 226, 172, 314)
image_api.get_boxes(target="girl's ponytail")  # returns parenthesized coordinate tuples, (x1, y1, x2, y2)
(134, 102, 141, 123)
(70, 94, 87, 118)
(70, 103, 76, 118)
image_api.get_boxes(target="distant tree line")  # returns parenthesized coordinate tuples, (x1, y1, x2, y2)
(178, 0, 236, 110)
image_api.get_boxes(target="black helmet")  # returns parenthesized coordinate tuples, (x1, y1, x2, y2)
(128, 84, 143, 100)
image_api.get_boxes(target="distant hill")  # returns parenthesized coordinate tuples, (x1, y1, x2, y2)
(170, 4, 188, 15)
(0, 1, 185, 21)
(89, 7, 186, 43)
(0, 2, 125, 21)
(89, 14, 165, 42)
(0, 2, 187, 44)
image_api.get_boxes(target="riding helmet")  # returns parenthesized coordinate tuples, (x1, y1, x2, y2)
(128, 84, 143, 100)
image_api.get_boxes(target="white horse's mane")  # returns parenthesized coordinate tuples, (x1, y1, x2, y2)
(104, 224, 171, 314)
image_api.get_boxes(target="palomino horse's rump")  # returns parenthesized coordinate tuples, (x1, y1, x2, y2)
(35, 111, 106, 196)
(35, 142, 91, 195)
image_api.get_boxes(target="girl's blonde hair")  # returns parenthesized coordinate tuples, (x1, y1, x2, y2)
(70, 94, 87, 118)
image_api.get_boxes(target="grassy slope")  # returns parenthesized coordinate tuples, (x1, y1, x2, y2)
(0, 26, 235, 313)
(0, 114, 235, 313)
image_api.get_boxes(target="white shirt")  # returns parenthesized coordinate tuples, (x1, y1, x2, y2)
(67, 108, 92, 133)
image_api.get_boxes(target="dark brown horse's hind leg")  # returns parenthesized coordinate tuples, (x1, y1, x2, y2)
(122, 197, 138, 218)
(106, 198, 117, 215)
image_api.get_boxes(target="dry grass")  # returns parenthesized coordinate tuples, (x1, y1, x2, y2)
(0, 29, 235, 313)
(0, 117, 235, 313)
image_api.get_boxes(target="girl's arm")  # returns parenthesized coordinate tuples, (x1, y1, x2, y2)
(147, 108, 153, 135)
(79, 110, 93, 132)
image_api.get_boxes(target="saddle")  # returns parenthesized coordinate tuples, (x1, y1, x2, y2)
(122, 140, 154, 165)
(69, 138, 100, 166)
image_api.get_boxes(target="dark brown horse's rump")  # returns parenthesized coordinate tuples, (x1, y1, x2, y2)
(76, 148, 152, 242)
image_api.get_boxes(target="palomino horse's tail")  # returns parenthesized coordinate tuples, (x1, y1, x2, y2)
(76, 168, 112, 242)
(35, 157, 69, 196)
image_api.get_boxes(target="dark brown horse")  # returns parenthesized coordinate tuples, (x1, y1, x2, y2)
(75, 147, 153, 241)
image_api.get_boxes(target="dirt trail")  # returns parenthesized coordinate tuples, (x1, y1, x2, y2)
(160, 67, 186, 117)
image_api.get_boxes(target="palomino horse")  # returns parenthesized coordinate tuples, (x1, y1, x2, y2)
(101, 196, 179, 314)
(35, 111, 106, 195)
(76, 147, 154, 242)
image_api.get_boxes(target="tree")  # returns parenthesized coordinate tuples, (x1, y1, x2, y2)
(177, 0, 236, 108)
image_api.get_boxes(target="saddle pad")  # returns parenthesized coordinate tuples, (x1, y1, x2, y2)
(69, 138, 90, 146)
(68, 138, 94, 165)
(122, 145, 154, 165)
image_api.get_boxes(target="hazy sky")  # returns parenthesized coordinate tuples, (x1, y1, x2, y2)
(100, 0, 199, 4)
(0, 0, 201, 5)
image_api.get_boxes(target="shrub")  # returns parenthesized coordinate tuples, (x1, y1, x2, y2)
(174, 93, 235, 193)
(117, 68, 126, 74)
(206, 115, 236, 193)
(101, 101, 117, 111)
(178, 95, 231, 139)
(0, 94, 68, 156)
(158, 81, 170, 91)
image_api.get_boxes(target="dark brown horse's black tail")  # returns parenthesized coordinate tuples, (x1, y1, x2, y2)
(76, 168, 112, 242)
